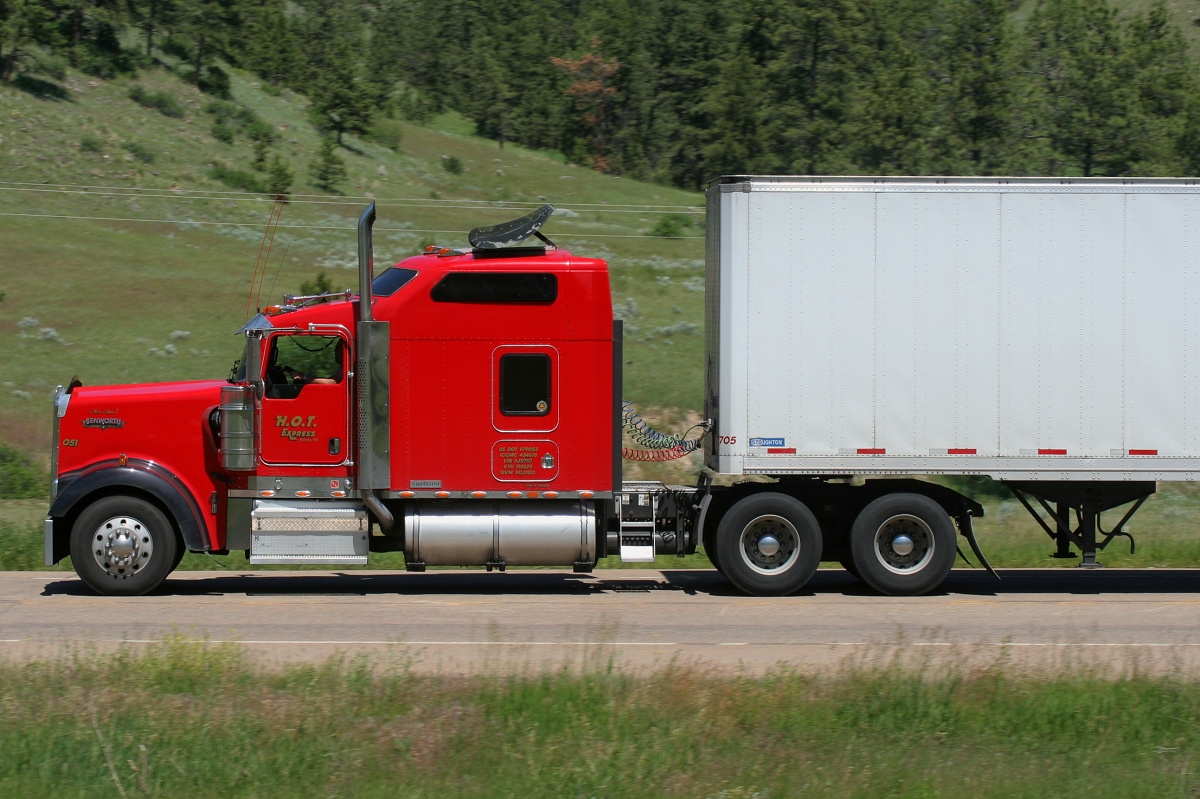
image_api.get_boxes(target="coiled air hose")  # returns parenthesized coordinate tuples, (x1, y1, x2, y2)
(621, 400, 712, 462)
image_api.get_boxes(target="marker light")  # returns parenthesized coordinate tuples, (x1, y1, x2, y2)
(295, 490, 311, 497)
(259, 490, 275, 497)
(471, 491, 487, 498)
(579, 491, 595, 499)
(331, 490, 347, 498)
(507, 491, 522, 498)
(399, 491, 415, 498)
(435, 491, 451, 498)
(543, 491, 559, 498)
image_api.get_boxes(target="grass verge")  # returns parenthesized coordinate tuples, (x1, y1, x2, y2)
(2, 636, 1200, 798)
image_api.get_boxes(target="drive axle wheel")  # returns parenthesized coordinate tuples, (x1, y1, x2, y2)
(715, 492, 821, 596)
(70, 496, 179, 596)
(848, 493, 956, 596)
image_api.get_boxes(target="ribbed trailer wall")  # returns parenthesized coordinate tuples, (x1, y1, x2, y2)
(705, 176, 1200, 481)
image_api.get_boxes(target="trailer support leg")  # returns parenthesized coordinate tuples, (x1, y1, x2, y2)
(1004, 482, 1154, 569)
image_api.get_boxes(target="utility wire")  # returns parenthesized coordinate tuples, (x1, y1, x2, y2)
(0, 211, 704, 239)
(0, 180, 704, 211)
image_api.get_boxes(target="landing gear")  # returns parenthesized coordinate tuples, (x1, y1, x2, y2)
(848, 493, 956, 596)
(70, 496, 179, 596)
(715, 492, 822, 596)
(1005, 481, 1152, 568)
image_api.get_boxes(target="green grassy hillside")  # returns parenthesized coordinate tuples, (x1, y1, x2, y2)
(0, 64, 705, 464)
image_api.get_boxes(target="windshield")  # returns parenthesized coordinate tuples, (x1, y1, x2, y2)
(372, 267, 419, 297)
(228, 336, 251, 383)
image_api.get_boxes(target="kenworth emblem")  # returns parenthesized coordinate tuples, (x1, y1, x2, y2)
(82, 417, 125, 429)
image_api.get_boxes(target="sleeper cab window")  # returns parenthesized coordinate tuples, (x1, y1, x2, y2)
(499, 353, 551, 416)
(431, 272, 557, 303)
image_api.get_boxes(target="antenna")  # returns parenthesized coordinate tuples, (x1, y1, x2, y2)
(254, 194, 284, 313)
(246, 194, 283, 321)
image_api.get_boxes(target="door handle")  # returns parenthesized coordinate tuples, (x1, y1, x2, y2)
(329, 438, 341, 456)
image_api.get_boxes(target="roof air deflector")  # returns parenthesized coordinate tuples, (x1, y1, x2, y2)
(469, 204, 556, 250)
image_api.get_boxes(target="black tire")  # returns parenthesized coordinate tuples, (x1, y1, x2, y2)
(702, 523, 724, 574)
(715, 492, 822, 596)
(838, 558, 860, 579)
(849, 493, 956, 596)
(69, 496, 179, 596)
(170, 544, 186, 573)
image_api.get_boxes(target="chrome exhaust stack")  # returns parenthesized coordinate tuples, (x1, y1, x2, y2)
(354, 202, 392, 528)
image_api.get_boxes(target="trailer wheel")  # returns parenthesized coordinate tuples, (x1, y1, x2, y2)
(849, 493, 955, 596)
(69, 496, 178, 596)
(715, 493, 821, 596)
(838, 558, 860, 579)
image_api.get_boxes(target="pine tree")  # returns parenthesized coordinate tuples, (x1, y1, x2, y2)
(307, 37, 374, 145)
(1027, 0, 1142, 176)
(252, 138, 268, 171)
(310, 137, 346, 192)
(0, 1, 58, 82)
(552, 36, 621, 171)
(266, 154, 293, 201)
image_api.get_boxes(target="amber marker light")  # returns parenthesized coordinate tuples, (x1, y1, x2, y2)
(295, 490, 311, 497)
(471, 491, 487, 498)
(331, 491, 347, 498)
(259, 490, 275, 497)
(507, 491, 522, 498)
(435, 491, 451, 498)
(579, 491, 595, 498)
(543, 491, 559, 498)
(399, 491, 415, 498)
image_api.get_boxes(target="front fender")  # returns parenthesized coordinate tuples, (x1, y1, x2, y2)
(46, 458, 209, 564)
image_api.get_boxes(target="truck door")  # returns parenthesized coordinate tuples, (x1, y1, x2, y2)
(259, 332, 350, 466)
(491, 345, 560, 483)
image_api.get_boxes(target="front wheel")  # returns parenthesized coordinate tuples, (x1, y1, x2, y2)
(70, 496, 179, 596)
(848, 493, 956, 596)
(715, 492, 821, 596)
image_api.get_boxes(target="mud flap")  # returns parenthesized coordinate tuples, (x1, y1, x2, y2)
(959, 512, 999, 580)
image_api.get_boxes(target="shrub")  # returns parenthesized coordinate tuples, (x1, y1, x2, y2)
(208, 165, 266, 193)
(29, 53, 68, 81)
(129, 85, 185, 119)
(441, 155, 463, 174)
(649, 214, 694, 238)
(299, 271, 334, 297)
(0, 443, 45, 499)
(211, 121, 235, 143)
(367, 118, 403, 150)
(198, 65, 231, 98)
(123, 142, 154, 163)
(79, 136, 104, 154)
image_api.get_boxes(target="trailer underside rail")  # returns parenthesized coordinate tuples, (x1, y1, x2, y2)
(1004, 481, 1155, 568)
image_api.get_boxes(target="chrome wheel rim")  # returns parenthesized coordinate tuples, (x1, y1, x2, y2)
(874, 514, 935, 575)
(739, 514, 801, 575)
(91, 515, 154, 579)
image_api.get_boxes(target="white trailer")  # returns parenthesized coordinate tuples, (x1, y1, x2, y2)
(642, 176, 1200, 596)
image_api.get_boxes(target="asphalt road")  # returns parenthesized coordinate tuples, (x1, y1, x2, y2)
(3, 568, 1200, 673)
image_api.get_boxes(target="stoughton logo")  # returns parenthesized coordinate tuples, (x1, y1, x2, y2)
(749, 438, 785, 447)
(276, 415, 318, 441)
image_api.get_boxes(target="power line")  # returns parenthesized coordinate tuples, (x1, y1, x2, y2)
(0, 180, 704, 211)
(0, 210, 704, 239)
(0, 185, 699, 215)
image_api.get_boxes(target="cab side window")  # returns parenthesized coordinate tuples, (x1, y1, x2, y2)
(499, 353, 551, 415)
(265, 335, 344, 399)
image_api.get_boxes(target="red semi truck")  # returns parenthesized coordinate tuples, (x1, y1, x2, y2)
(52, 177, 1194, 598)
